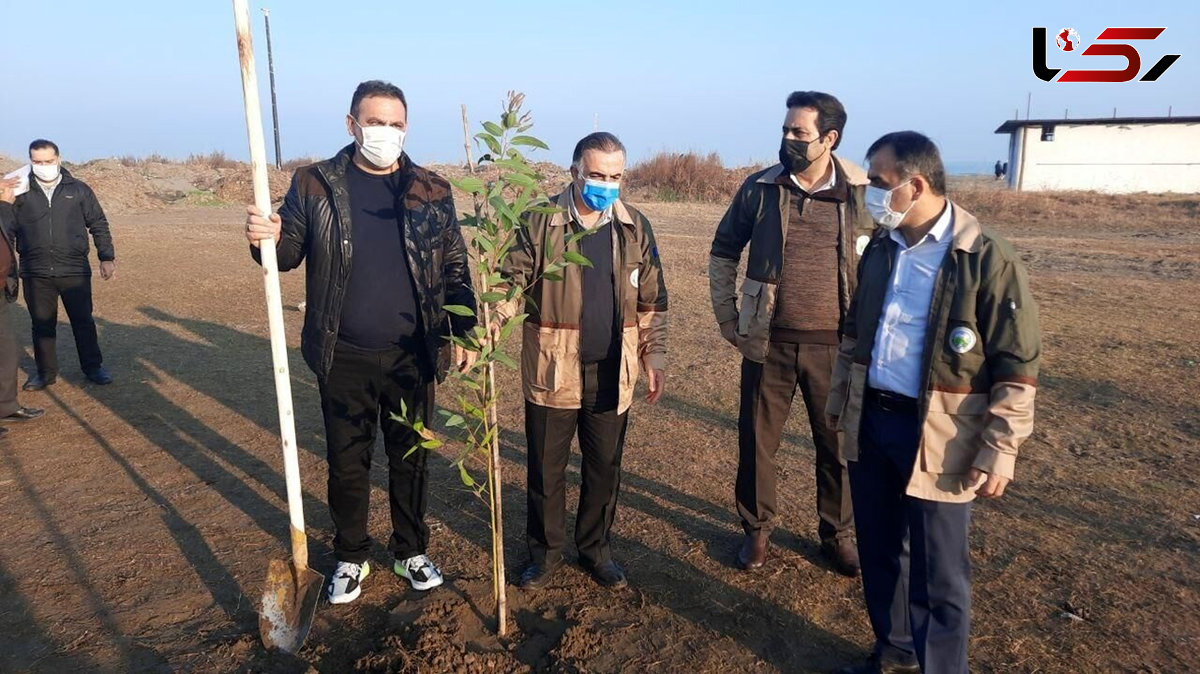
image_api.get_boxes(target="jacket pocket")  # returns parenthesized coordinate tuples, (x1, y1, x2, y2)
(736, 278, 763, 336)
(736, 278, 774, 363)
(920, 390, 990, 474)
(72, 233, 89, 255)
(521, 323, 560, 393)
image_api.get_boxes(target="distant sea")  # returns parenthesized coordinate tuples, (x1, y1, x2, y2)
(945, 160, 999, 176)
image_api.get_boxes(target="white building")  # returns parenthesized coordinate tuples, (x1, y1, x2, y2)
(994, 116, 1200, 194)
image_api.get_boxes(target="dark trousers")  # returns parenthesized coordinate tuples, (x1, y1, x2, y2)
(525, 358, 628, 569)
(849, 391, 972, 674)
(0, 301, 20, 417)
(319, 342, 433, 564)
(736, 341, 853, 541)
(23, 275, 103, 378)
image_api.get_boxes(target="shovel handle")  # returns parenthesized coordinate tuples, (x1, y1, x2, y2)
(233, 0, 308, 570)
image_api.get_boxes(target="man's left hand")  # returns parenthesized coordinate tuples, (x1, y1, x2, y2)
(99, 260, 116, 280)
(966, 467, 1009, 499)
(453, 344, 477, 374)
(646, 368, 665, 404)
(0, 177, 17, 204)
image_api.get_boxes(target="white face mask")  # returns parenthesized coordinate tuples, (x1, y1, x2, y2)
(32, 163, 60, 183)
(864, 180, 914, 230)
(353, 120, 405, 169)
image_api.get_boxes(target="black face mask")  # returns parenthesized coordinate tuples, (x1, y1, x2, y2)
(779, 137, 825, 174)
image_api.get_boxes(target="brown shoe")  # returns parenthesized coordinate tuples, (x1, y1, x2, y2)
(822, 539, 861, 578)
(737, 531, 769, 570)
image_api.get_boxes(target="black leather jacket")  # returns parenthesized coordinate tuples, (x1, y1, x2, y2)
(253, 145, 476, 382)
(0, 167, 115, 279)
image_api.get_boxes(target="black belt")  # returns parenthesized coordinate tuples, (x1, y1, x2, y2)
(866, 387, 920, 415)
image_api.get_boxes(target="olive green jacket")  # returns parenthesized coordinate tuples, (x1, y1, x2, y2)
(826, 203, 1041, 503)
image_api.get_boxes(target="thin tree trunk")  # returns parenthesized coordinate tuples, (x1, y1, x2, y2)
(478, 273, 507, 637)
(462, 104, 475, 174)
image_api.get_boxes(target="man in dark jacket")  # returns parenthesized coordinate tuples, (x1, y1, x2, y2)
(709, 91, 874, 576)
(245, 80, 476, 605)
(0, 139, 116, 391)
(0, 187, 46, 437)
(827, 132, 1040, 674)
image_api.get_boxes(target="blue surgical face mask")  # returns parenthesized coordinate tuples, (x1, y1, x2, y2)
(580, 178, 619, 212)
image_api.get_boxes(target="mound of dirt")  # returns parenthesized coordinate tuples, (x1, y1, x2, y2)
(69, 159, 161, 212)
(2, 152, 570, 214)
(429, 161, 572, 203)
(212, 166, 292, 206)
(0, 153, 21, 174)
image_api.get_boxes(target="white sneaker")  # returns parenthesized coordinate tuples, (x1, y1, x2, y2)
(327, 560, 370, 604)
(394, 554, 443, 591)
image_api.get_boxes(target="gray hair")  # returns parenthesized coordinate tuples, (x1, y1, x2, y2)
(572, 132, 626, 170)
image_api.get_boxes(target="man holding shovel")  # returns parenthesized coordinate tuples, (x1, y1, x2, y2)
(245, 80, 476, 604)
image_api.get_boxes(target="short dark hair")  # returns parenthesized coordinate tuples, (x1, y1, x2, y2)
(572, 132, 626, 167)
(349, 80, 407, 118)
(866, 131, 947, 195)
(785, 91, 847, 150)
(29, 139, 59, 157)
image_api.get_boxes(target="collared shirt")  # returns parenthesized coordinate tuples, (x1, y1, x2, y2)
(787, 159, 836, 194)
(868, 200, 954, 398)
(38, 175, 62, 202)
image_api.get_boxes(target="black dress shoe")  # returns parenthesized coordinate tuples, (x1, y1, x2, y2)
(85, 367, 113, 385)
(821, 538, 861, 578)
(837, 653, 921, 674)
(3, 407, 45, 422)
(585, 561, 627, 589)
(22, 375, 55, 391)
(518, 561, 560, 590)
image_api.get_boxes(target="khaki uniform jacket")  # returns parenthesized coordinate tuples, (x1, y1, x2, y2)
(498, 189, 669, 414)
(708, 156, 875, 363)
(825, 203, 1041, 503)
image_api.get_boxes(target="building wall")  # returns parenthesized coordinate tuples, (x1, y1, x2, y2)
(1013, 122, 1200, 193)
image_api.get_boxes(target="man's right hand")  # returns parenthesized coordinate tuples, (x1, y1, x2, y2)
(245, 205, 282, 247)
(719, 319, 739, 347)
(825, 414, 840, 431)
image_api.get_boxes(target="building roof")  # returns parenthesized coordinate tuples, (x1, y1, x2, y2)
(994, 116, 1200, 134)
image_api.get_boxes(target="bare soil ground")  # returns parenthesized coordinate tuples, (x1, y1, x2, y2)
(0, 186, 1197, 673)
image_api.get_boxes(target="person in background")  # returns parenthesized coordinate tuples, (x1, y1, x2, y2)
(0, 180, 46, 436)
(0, 139, 116, 391)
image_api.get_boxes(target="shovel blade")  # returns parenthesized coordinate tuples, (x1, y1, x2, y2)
(259, 558, 324, 654)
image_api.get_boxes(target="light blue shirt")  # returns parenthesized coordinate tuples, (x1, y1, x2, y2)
(868, 201, 954, 398)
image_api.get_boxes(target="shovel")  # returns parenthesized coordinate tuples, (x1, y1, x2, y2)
(229, 0, 323, 653)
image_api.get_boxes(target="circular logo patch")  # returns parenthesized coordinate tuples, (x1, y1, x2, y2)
(855, 235, 870, 256)
(629, 268, 640, 288)
(949, 327, 977, 354)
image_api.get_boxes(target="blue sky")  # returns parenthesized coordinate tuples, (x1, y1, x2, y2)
(2, 0, 1196, 171)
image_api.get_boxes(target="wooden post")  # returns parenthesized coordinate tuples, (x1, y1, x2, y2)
(461, 104, 474, 173)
